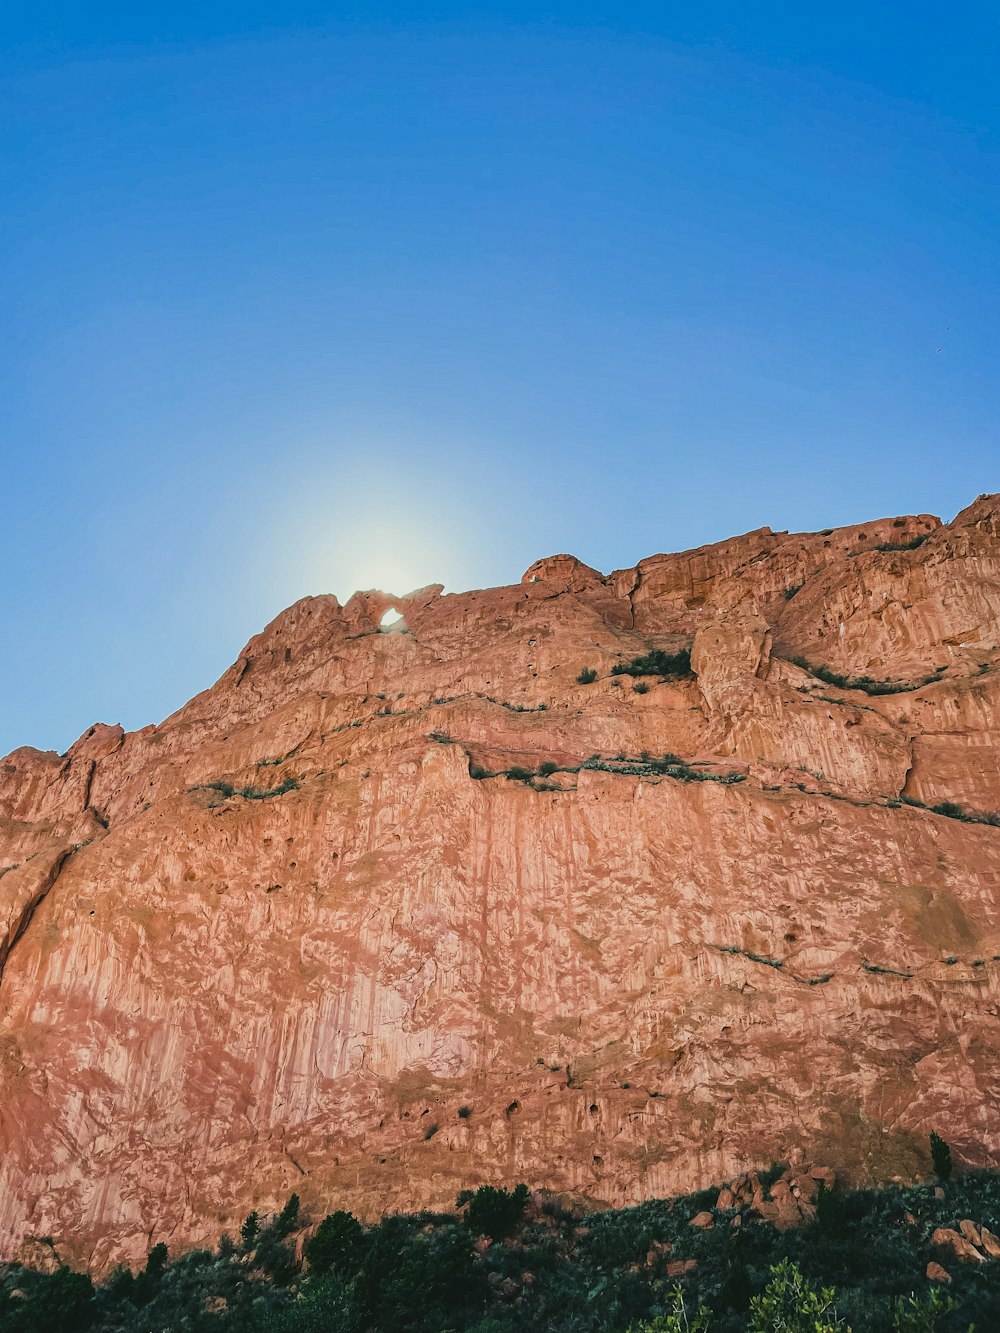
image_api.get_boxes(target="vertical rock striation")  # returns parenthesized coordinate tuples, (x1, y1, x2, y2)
(0, 497, 998, 1269)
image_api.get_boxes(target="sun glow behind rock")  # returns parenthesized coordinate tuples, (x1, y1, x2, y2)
(276, 469, 476, 605)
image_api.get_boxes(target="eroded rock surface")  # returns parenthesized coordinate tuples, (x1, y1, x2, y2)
(1, 497, 999, 1268)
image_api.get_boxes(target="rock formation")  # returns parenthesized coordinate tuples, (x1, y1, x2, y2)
(0, 495, 998, 1270)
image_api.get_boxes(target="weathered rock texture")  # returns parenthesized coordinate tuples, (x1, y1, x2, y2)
(1, 496, 999, 1269)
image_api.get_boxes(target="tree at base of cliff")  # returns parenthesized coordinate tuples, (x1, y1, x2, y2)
(357, 1221, 486, 1333)
(305, 1210, 365, 1278)
(248, 1275, 356, 1333)
(4, 1266, 94, 1333)
(462, 1184, 530, 1242)
(930, 1132, 953, 1182)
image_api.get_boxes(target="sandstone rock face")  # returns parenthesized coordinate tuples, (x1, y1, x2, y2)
(0, 498, 999, 1269)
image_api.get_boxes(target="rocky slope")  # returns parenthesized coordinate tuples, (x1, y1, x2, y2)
(0, 495, 998, 1270)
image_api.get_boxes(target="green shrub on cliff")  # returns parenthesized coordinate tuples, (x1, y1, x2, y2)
(611, 648, 692, 679)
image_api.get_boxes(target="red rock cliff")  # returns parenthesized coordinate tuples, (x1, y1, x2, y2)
(1, 498, 999, 1269)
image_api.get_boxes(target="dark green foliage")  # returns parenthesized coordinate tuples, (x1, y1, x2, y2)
(582, 753, 745, 784)
(611, 648, 692, 679)
(353, 1216, 485, 1333)
(862, 961, 913, 978)
(458, 1105, 472, 1118)
(815, 1181, 848, 1237)
(718, 1229, 753, 1314)
(930, 1132, 952, 1181)
(306, 1211, 365, 1278)
(118, 1241, 166, 1308)
(899, 794, 1000, 827)
(632, 681, 649, 694)
(784, 583, 803, 599)
(759, 1162, 789, 1192)
(576, 667, 598, 684)
(144, 1243, 168, 1279)
(274, 1194, 300, 1238)
(9, 1172, 1000, 1331)
(238, 1197, 301, 1287)
(1, 1266, 94, 1333)
(194, 776, 300, 801)
(720, 944, 784, 970)
(241, 1210, 260, 1248)
(250, 1275, 357, 1332)
(465, 1184, 531, 1242)
(875, 534, 930, 552)
(469, 751, 747, 790)
(786, 656, 936, 696)
(930, 800, 965, 819)
(892, 1286, 955, 1331)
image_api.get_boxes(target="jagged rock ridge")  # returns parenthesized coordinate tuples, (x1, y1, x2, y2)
(0, 496, 998, 1269)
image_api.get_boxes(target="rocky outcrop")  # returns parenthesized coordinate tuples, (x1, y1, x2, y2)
(0, 496, 998, 1269)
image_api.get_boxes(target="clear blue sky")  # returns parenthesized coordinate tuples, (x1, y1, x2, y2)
(2, 3, 997, 757)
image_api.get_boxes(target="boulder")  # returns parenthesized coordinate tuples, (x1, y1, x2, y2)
(931, 1227, 986, 1263)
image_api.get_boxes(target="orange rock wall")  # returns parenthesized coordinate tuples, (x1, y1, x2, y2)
(0, 496, 998, 1269)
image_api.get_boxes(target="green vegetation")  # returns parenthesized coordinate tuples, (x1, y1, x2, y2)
(719, 944, 783, 970)
(305, 1210, 364, 1278)
(627, 1284, 712, 1331)
(746, 1258, 847, 1331)
(898, 795, 1000, 828)
(192, 776, 300, 802)
(783, 584, 803, 600)
(581, 753, 745, 784)
(480, 695, 551, 712)
(463, 1184, 530, 1242)
(930, 1133, 953, 1183)
(874, 534, 930, 553)
(786, 657, 940, 696)
(611, 648, 692, 680)
(468, 752, 746, 788)
(5, 1169, 1000, 1330)
(862, 962, 914, 979)
(577, 667, 598, 684)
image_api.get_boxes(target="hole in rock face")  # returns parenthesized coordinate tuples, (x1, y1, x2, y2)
(380, 607, 403, 630)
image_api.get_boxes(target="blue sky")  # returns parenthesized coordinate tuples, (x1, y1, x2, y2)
(2, 3, 997, 757)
